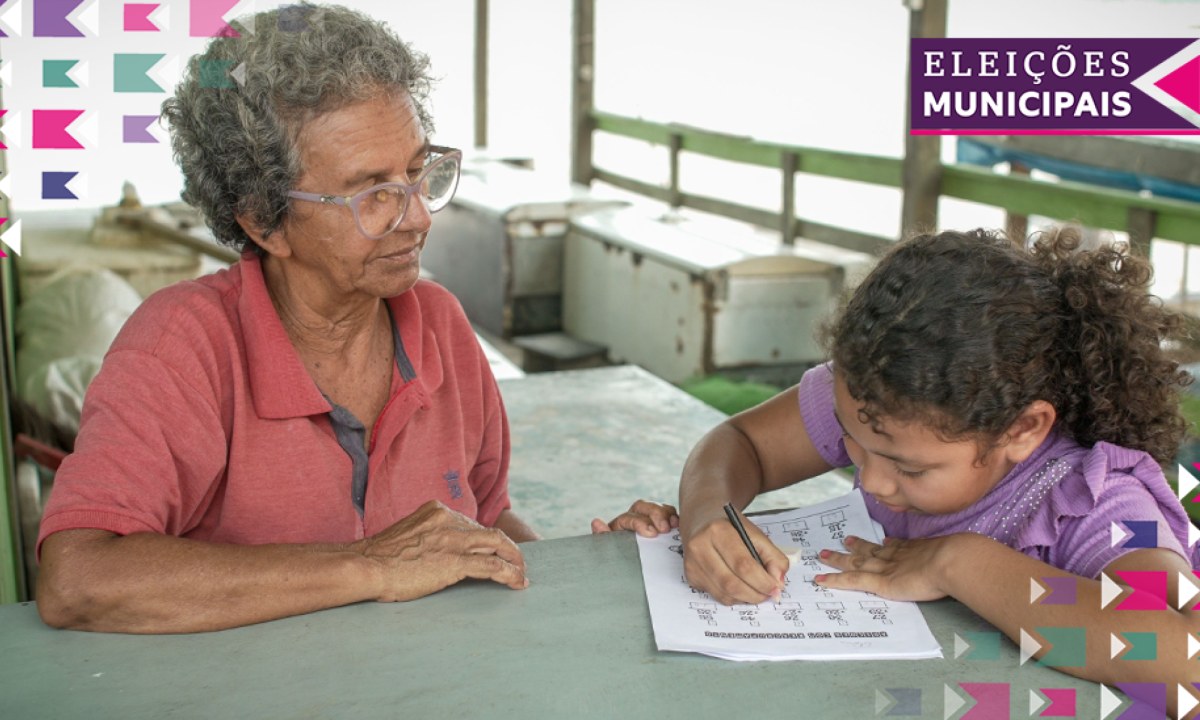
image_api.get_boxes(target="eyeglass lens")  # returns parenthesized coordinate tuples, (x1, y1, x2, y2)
(356, 153, 461, 238)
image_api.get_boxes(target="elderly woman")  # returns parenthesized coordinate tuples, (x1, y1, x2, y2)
(35, 3, 538, 634)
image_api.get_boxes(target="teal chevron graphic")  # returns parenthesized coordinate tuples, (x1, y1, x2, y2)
(1119, 632, 1157, 661)
(114, 54, 165, 93)
(43, 60, 80, 88)
(961, 632, 1001, 660)
(199, 59, 236, 88)
(1036, 626, 1086, 667)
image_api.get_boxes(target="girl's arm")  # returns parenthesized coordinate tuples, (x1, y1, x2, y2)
(819, 533, 1200, 719)
(677, 386, 837, 605)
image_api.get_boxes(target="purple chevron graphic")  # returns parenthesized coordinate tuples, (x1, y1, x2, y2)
(0, 0, 10, 37)
(1114, 684, 1166, 720)
(122, 115, 158, 143)
(34, 0, 86, 38)
(41, 171, 77, 199)
(1040, 577, 1076, 605)
(1119, 521, 1158, 549)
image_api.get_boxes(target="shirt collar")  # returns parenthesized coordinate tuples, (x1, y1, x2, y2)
(237, 253, 443, 420)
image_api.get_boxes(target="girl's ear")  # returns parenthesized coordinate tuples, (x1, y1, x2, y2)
(1002, 400, 1057, 464)
(236, 214, 293, 258)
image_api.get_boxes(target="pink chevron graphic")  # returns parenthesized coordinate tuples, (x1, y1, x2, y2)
(1038, 688, 1076, 717)
(190, 0, 241, 38)
(124, 3, 160, 32)
(1192, 571, 1200, 611)
(1115, 571, 1168, 610)
(32, 110, 85, 149)
(960, 683, 1009, 720)
(1156, 55, 1200, 115)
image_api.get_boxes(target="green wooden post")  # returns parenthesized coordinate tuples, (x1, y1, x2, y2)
(1126, 207, 1156, 259)
(474, 0, 488, 150)
(0, 71, 23, 603)
(570, 0, 595, 186)
(668, 132, 682, 209)
(781, 151, 798, 246)
(900, 0, 947, 237)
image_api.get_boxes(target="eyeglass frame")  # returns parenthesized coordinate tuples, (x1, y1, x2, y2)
(286, 145, 463, 240)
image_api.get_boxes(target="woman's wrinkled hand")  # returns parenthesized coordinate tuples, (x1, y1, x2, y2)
(681, 510, 788, 606)
(354, 500, 529, 602)
(814, 534, 954, 602)
(591, 500, 679, 537)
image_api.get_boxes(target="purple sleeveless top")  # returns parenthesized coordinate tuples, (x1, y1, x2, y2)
(798, 363, 1200, 577)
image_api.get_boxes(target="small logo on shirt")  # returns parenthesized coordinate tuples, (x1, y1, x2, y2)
(443, 469, 462, 500)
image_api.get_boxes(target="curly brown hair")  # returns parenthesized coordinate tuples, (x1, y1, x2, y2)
(821, 227, 1191, 464)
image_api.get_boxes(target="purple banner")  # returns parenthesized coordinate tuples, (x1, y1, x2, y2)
(910, 39, 1200, 134)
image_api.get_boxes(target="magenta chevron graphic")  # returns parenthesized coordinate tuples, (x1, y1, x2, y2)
(190, 0, 241, 38)
(124, 3, 161, 32)
(32, 109, 85, 149)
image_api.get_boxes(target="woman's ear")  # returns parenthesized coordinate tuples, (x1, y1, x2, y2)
(1001, 400, 1057, 464)
(236, 214, 292, 258)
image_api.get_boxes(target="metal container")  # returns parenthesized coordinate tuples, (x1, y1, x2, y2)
(563, 209, 875, 385)
(422, 160, 626, 338)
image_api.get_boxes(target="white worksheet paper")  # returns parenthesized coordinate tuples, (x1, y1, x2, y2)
(636, 490, 943, 661)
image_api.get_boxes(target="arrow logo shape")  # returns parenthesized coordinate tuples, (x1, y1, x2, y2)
(876, 688, 893, 715)
(1100, 686, 1123, 720)
(1101, 572, 1123, 609)
(0, 0, 23, 37)
(944, 684, 966, 720)
(1030, 577, 1046, 604)
(1111, 521, 1132, 548)
(1183, 464, 1200, 501)
(1187, 633, 1199, 660)
(1019, 628, 1040, 665)
(1180, 685, 1199, 720)
(1155, 55, 1200, 115)
(1180, 571, 1200, 610)
(0, 218, 22, 256)
(954, 633, 971, 659)
(1028, 689, 1044, 717)
(1110, 632, 1128, 660)
(0, 109, 18, 149)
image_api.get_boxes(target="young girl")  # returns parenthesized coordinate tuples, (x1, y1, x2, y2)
(594, 228, 1200, 708)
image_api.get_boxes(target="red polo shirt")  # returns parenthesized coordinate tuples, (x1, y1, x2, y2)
(37, 254, 511, 556)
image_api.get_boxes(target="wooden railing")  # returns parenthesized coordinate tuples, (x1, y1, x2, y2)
(582, 111, 1200, 255)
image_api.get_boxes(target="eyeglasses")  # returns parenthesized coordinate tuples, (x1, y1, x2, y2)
(287, 145, 462, 240)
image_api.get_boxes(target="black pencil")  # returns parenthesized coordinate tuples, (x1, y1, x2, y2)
(723, 503, 765, 568)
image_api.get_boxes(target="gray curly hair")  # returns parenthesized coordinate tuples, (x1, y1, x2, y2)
(161, 3, 435, 255)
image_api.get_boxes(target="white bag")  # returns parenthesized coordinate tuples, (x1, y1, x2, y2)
(16, 267, 143, 431)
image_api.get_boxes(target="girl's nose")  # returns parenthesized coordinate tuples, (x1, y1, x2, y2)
(857, 459, 897, 499)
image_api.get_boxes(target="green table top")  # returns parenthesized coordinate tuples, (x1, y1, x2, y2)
(0, 532, 1100, 720)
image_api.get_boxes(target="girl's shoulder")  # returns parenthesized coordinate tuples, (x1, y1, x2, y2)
(797, 362, 852, 469)
(1015, 440, 1198, 577)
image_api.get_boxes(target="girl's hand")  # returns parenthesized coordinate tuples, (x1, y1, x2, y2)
(815, 534, 957, 602)
(591, 500, 679, 538)
(680, 511, 788, 606)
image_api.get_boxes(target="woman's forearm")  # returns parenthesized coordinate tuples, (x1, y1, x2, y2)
(37, 529, 378, 634)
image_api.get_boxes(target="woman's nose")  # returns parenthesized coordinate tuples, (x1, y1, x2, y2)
(400, 192, 433, 234)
